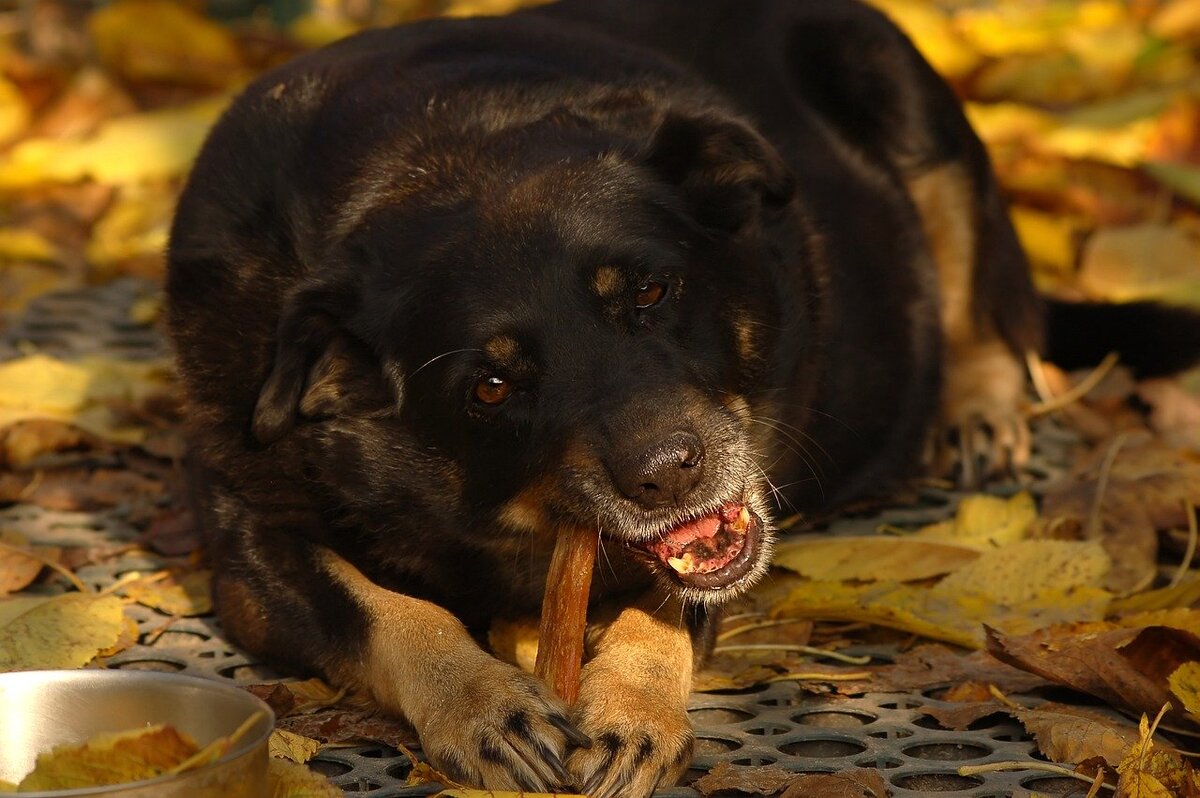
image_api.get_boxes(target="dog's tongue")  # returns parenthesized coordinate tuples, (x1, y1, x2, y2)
(645, 504, 750, 575)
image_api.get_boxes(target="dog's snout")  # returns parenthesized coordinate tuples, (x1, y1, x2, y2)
(613, 429, 706, 509)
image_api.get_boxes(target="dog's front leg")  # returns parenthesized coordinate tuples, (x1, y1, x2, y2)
(319, 550, 587, 790)
(567, 593, 697, 798)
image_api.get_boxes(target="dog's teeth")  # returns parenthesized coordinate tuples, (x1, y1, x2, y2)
(732, 506, 751, 533)
(667, 555, 695, 574)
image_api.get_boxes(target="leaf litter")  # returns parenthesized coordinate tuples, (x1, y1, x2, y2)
(2, 0, 1200, 795)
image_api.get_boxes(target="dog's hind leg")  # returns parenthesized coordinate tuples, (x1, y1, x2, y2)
(907, 159, 1041, 487)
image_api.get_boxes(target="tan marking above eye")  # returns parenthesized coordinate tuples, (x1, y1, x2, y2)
(484, 335, 520, 363)
(592, 265, 624, 298)
(474, 376, 512, 405)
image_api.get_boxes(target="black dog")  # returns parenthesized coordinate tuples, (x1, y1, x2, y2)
(167, 1, 1048, 794)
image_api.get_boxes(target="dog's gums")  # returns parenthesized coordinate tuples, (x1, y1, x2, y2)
(641, 503, 760, 589)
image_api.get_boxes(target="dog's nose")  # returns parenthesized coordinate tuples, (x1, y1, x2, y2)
(613, 429, 706, 509)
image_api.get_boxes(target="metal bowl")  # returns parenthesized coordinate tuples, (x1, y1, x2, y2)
(0, 670, 274, 797)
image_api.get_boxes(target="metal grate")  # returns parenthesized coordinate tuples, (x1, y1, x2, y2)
(1, 281, 1075, 797)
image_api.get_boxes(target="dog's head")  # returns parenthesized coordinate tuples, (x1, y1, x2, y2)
(252, 106, 799, 605)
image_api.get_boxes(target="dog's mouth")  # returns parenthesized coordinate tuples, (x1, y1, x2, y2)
(636, 503, 761, 590)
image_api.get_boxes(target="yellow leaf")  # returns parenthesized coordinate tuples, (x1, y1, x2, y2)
(0, 354, 173, 445)
(1169, 662, 1200, 723)
(17, 725, 197, 790)
(0, 593, 126, 671)
(1079, 224, 1200, 308)
(1110, 576, 1200, 615)
(268, 759, 343, 798)
(0, 94, 230, 189)
(913, 491, 1038, 548)
(0, 531, 49, 595)
(269, 730, 321, 765)
(0, 228, 56, 263)
(288, 14, 362, 49)
(1151, 0, 1200, 39)
(436, 793, 587, 797)
(1010, 207, 1083, 279)
(772, 536, 980, 582)
(932, 539, 1111, 604)
(862, 0, 981, 78)
(86, 186, 175, 276)
(0, 75, 29, 148)
(1116, 608, 1200, 637)
(89, 0, 245, 88)
(771, 539, 1112, 648)
(120, 570, 213, 617)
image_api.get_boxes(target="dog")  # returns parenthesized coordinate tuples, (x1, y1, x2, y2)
(166, 0, 1049, 794)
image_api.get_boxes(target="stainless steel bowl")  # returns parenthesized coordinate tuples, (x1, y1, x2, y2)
(0, 670, 274, 797)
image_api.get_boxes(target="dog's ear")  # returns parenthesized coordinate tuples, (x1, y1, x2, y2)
(252, 287, 392, 444)
(643, 111, 794, 232)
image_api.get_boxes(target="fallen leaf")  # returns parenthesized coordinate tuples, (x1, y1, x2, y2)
(931, 539, 1110, 605)
(120, 569, 213, 617)
(88, 0, 245, 88)
(912, 491, 1038, 547)
(0, 418, 92, 469)
(0, 593, 126, 670)
(772, 536, 981, 582)
(244, 679, 346, 718)
(1079, 223, 1200, 308)
(1169, 661, 1200, 723)
(268, 758, 343, 798)
(0, 93, 230, 188)
(269, 730, 321, 765)
(0, 354, 174, 445)
(1013, 702, 1140, 768)
(691, 761, 797, 795)
(919, 701, 1009, 731)
(0, 531, 58, 595)
(1115, 710, 1200, 796)
(987, 624, 1200, 728)
(274, 709, 415, 750)
(17, 725, 197, 790)
(877, 644, 1053, 695)
(778, 768, 890, 798)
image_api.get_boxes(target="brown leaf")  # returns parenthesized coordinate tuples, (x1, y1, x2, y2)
(875, 643, 1053, 695)
(1013, 702, 1140, 767)
(987, 624, 1200, 728)
(0, 418, 92, 469)
(919, 701, 1010, 731)
(777, 768, 890, 798)
(1040, 436, 1200, 593)
(691, 761, 798, 795)
(120, 569, 212, 617)
(243, 679, 345, 719)
(0, 530, 59, 595)
(275, 708, 416, 750)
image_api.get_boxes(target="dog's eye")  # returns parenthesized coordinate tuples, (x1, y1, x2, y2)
(474, 376, 512, 405)
(635, 279, 669, 309)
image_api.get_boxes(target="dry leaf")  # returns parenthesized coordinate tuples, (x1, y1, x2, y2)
(912, 491, 1038, 547)
(244, 679, 345, 718)
(120, 569, 213, 617)
(0, 593, 127, 670)
(274, 709, 415, 750)
(691, 761, 797, 795)
(919, 701, 1009, 731)
(268, 758, 343, 798)
(772, 536, 981, 582)
(878, 644, 1053, 695)
(1013, 702, 1140, 767)
(988, 624, 1200, 728)
(269, 730, 321, 765)
(1115, 711, 1200, 796)
(88, 0, 245, 88)
(1079, 223, 1200, 307)
(1169, 661, 1200, 723)
(778, 768, 890, 798)
(17, 725, 197, 790)
(0, 94, 229, 188)
(0, 531, 57, 595)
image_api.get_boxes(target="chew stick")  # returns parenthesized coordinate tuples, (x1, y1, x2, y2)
(534, 523, 598, 705)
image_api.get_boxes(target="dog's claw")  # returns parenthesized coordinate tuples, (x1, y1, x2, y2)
(550, 713, 592, 748)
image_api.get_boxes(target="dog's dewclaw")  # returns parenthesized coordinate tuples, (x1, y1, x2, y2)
(534, 524, 597, 705)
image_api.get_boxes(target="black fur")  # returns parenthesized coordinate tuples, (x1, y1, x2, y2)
(167, 0, 1056, 791)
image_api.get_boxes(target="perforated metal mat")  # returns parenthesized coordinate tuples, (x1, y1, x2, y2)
(1, 280, 1077, 797)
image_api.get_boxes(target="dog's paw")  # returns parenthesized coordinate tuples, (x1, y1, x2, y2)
(416, 654, 589, 791)
(925, 407, 1031, 488)
(928, 341, 1030, 488)
(567, 665, 693, 798)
